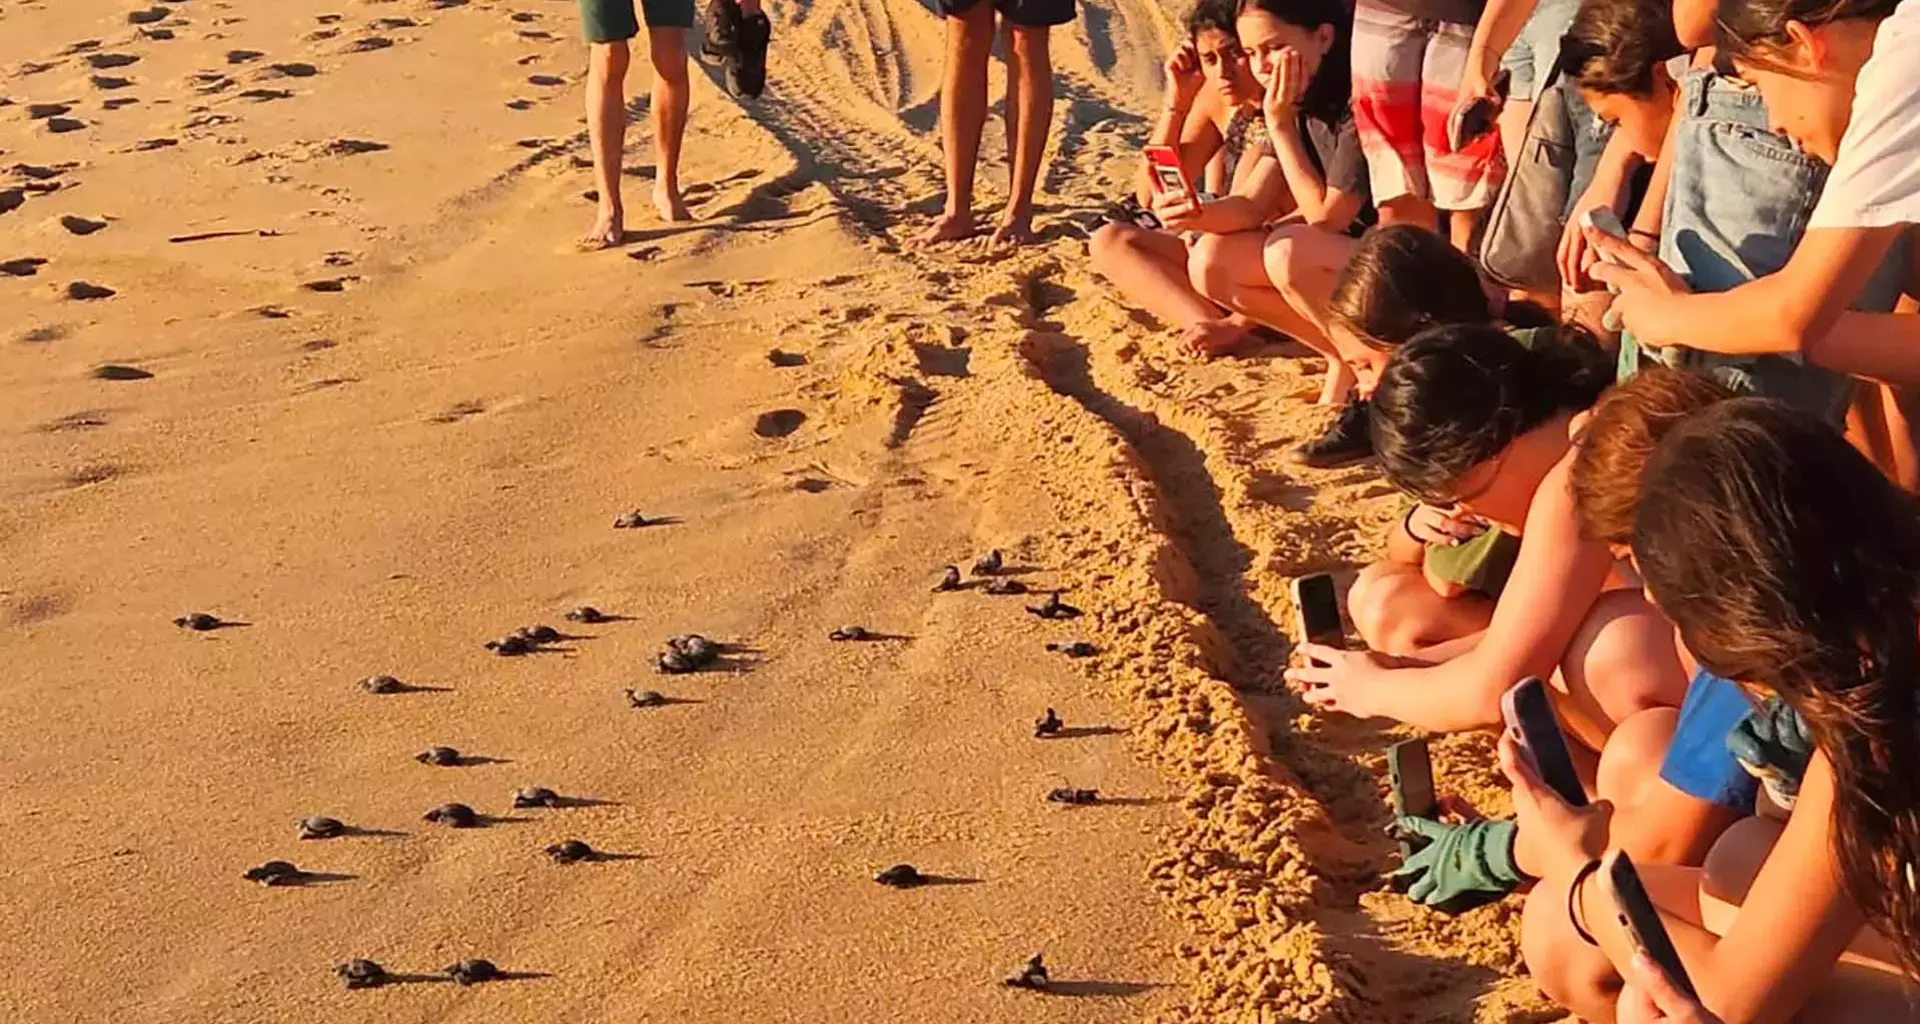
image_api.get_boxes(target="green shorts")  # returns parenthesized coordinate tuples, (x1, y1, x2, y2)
(581, 0, 695, 40)
(1424, 526, 1521, 599)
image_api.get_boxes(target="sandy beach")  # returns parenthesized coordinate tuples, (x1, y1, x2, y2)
(3, 0, 1558, 1020)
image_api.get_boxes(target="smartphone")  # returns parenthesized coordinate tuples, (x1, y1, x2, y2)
(1291, 573, 1343, 667)
(1388, 738, 1438, 820)
(1500, 677, 1588, 808)
(1582, 206, 1629, 245)
(1446, 68, 1511, 153)
(1144, 144, 1198, 203)
(1603, 850, 1699, 1001)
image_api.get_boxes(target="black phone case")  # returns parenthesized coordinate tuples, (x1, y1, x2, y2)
(1608, 851, 1699, 1000)
(1513, 680, 1588, 808)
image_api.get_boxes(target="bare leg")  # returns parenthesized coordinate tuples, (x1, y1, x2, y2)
(1550, 588, 1689, 755)
(1087, 222, 1224, 328)
(1377, 194, 1439, 234)
(994, 24, 1053, 246)
(1496, 97, 1532, 170)
(1346, 559, 1494, 654)
(582, 41, 633, 248)
(922, 3, 996, 244)
(1446, 207, 1477, 251)
(649, 28, 692, 222)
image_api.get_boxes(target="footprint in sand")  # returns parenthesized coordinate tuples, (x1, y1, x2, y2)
(63, 40, 104, 55)
(301, 276, 356, 293)
(527, 74, 566, 87)
(370, 17, 417, 29)
(46, 118, 87, 134)
(346, 37, 394, 52)
(299, 338, 336, 351)
(102, 97, 139, 110)
(753, 409, 807, 438)
(28, 103, 72, 120)
(516, 29, 557, 40)
(1, 257, 49, 277)
(41, 411, 110, 432)
(316, 14, 345, 25)
(20, 325, 67, 343)
(188, 72, 236, 94)
(306, 29, 341, 42)
(139, 28, 176, 41)
(91, 74, 134, 89)
(128, 7, 169, 24)
(67, 281, 116, 300)
(91, 364, 151, 380)
(85, 53, 140, 70)
(505, 98, 534, 110)
(428, 0, 469, 8)
(0, 190, 26, 215)
(264, 62, 319, 78)
(238, 88, 293, 102)
(510, 11, 540, 21)
(59, 215, 107, 235)
(126, 138, 178, 151)
(430, 399, 486, 424)
(226, 49, 265, 65)
(252, 304, 294, 318)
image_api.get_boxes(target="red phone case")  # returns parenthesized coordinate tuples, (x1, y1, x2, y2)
(1143, 145, 1197, 202)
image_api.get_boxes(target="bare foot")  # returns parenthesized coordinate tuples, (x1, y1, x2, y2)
(1180, 318, 1253, 359)
(988, 214, 1035, 248)
(654, 185, 692, 223)
(579, 204, 624, 250)
(918, 211, 976, 246)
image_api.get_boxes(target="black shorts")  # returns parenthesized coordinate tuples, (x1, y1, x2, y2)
(933, 0, 1075, 28)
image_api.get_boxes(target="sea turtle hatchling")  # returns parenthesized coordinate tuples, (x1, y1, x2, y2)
(1034, 708, 1064, 738)
(873, 864, 927, 888)
(625, 688, 668, 708)
(423, 803, 479, 828)
(565, 606, 607, 624)
(828, 626, 871, 642)
(173, 612, 223, 631)
(1047, 787, 1100, 805)
(1026, 593, 1082, 620)
(243, 860, 308, 886)
(1045, 641, 1098, 658)
(932, 565, 962, 592)
(972, 550, 1004, 576)
(335, 959, 389, 990)
(1003, 953, 1049, 990)
(657, 634, 719, 673)
(516, 624, 561, 644)
(414, 746, 461, 767)
(982, 578, 1028, 596)
(297, 816, 346, 840)
(544, 839, 596, 864)
(612, 510, 654, 529)
(360, 674, 404, 694)
(445, 958, 502, 986)
(485, 633, 535, 656)
(512, 786, 561, 809)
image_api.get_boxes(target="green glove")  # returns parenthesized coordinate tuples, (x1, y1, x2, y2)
(1391, 817, 1526, 910)
(1727, 698, 1813, 811)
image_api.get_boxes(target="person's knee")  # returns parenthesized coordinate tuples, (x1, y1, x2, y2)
(1263, 229, 1302, 297)
(1186, 232, 1230, 302)
(1595, 706, 1680, 806)
(1346, 561, 1431, 654)
(1564, 589, 1689, 724)
(1089, 222, 1138, 274)
(1701, 817, 1781, 907)
(591, 40, 633, 75)
(649, 34, 690, 83)
(1007, 24, 1052, 60)
(1522, 880, 1620, 1019)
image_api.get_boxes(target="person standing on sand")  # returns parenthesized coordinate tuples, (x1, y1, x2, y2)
(920, 0, 1075, 246)
(577, 0, 769, 247)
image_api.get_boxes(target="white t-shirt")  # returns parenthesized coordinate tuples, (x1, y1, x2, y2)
(1808, 0, 1920, 228)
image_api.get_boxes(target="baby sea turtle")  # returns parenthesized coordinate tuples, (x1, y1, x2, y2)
(657, 650, 696, 674)
(297, 816, 346, 840)
(485, 633, 534, 656)
(173, 612, 223, 631)
(972, 550, 1004, 576)
(565, 606, 607, 624)
(1034, 708, 1064, 738)
(545, 839, 596, 864)
(983, 578, 1028, 596)
(1026, 593, 1082, 620)
(657, 634, 720, 673)
(517, 624, 561, 644)
(613, 510, 653, 529)
(933, 565, 963, 592)
(445, 958, 501, 986)
(243, 860, 308, 886)
(873, 864, 927, 888)
(360, 674, 404, 694)
(423, 802, 479, 828)
(829, 626, 871, 642)
(512, 786, 561, 809)
(335, 959, 389, 990)
(625, 688, 668, 708)
(1047, 787, 1100, 805)
(415, 746, 461, 767)
(1045, 641, 1098, 658)
(1003, 953, 1049, 990)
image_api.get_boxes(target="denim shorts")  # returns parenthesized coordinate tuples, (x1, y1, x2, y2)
(1499, 0, 1580, 102)
(1621, 71, 1909, 424)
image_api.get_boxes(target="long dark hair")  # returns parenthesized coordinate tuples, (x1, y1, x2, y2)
(1189, 0, 1238, 37)
(1715, 0, 1899, 64)
(1559, 0, 1684, 98)
(1370, 322, 1614, 502)
(1235, 0, 1351, 121)
(1634, 398, 1920, 974)
(1326, 225, 1553, 350)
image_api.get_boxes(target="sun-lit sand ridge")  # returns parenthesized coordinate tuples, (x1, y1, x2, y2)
(1, 0, 1560, 1021)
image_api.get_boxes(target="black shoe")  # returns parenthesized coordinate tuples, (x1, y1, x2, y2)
(703, 0, 742, 60)
(1294, 396, 1373, 469)
(733, 10, 770, 98)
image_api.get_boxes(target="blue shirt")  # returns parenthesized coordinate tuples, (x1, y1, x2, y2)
(1658, 669, 1759, 815)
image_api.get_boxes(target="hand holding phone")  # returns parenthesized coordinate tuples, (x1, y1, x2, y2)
(1604, 850, 1700, 1003)
(1144, 144, 1198, 204)
(1388, 737, 1438, 857)
(1291, 573, 1343, 667)
(1447, 67, 1510, 153)
(1501, 677, 1587, 807)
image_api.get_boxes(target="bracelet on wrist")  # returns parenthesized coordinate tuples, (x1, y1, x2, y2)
(1402, 506, 1426, 545)
(1568, 858, 1603, 947)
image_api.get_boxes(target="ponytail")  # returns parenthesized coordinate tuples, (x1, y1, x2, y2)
(1370, 322, 1612, 502)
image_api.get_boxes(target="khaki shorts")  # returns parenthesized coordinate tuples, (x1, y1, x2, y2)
(581, 0, 694, 40)
(1425, 526, 1520, 598)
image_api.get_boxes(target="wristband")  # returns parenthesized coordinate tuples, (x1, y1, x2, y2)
(1402, 505, 1425, 545)
(1628, 228, 1658, 240)
(1568, 858, 1602, 946)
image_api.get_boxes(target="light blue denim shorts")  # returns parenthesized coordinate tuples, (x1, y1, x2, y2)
(1499, 0, 1580, 101)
